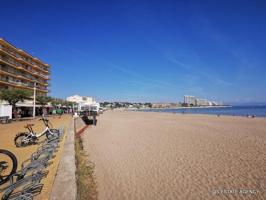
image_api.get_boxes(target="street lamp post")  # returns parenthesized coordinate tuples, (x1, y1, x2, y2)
(33, 82, 36, 118)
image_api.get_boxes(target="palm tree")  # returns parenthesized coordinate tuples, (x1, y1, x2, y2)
(36, 96, 52, 116)
(0, 89, 32, 120)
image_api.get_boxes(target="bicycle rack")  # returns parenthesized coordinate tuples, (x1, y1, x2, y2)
(18, 157, 51, 180)
(9, 183, 43, 200)
(1, 171, 46, 200)
(46, 126, 65, 141)
(31, 148, 56, 162)
(1, 125, 66, 200)
(10, 192, 33, 200)
(46, 137, 61, 144)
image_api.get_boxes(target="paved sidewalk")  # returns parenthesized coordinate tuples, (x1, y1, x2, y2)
(50, 118, 77, 200)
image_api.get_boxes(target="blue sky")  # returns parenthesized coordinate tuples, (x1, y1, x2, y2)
(1, 0, 266, 103)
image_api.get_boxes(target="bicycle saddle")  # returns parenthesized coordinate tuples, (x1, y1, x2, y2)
(24, 124, 34, 128)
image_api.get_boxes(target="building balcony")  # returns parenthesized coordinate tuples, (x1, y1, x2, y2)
(0, 45, 18, 59)
(35, 81, 49, 86)
(37, 73, 49, 80)
(0, 55, 21, 71)
(16, 75, 35, 83)
(0, 78, 48, 93)
(0, 45, 50, 75)
(0, 56, 50, 80)
(0, 78, 31, 88)
(0, 39, 49, 67)
(0, 71, 18, 82)
(0, 67, 49, 87)
(0, 48, 38, 74)
(0, 65, 16, 74)
(32, 64, 49, 74)
(33, 72, 49, 80)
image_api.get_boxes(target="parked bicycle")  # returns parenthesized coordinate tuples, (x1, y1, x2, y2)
(0, 149, 18, 185)
(14, 117, 61, 147)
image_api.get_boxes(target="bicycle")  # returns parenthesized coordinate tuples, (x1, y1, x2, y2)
(0, 149, 18, 185)
(14, 117, 61, 147)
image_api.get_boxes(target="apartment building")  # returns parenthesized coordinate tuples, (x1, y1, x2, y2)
(0, 38, 50, 96)
(184, 95, 196, 106)
(195, 98, 210, 106)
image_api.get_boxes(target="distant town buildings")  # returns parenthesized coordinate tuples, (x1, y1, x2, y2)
(100, 102, 152, 109)
(99, 95, 222, 110)
(99, 96, 222, 110)
(183, 95, 219, 107)
(151, 103, 180, 108)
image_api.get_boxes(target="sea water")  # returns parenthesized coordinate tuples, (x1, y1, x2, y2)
(136, 106, 266, 117)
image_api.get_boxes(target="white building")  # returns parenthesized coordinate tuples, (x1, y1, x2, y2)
(67, 95, 99, 112)
(0, 101, 12, 119)
(184, 95, 220, 107)
(195, 98, 210, 106)
(184, 95, 196, 106)
(67, 95, 96, 105)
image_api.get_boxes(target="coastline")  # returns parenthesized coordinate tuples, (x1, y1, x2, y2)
(128, 105, 232, 110)
(129, 110, 266, 119)
(124, 105, 266, 118)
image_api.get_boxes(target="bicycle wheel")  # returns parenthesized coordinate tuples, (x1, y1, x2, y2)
(14, 132, 30, 147)
(0, 149, 18, 185)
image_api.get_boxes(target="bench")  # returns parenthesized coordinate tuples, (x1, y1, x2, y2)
(0, 116, 10, 124)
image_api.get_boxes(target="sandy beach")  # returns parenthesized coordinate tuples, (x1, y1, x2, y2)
(82, 110, 266, 200)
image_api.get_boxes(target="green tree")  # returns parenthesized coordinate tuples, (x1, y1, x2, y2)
(64, 101, 76, 107)
(51, 98, 60, 108)
(0, 89, 32, 120)
(36, 96, 52, 115)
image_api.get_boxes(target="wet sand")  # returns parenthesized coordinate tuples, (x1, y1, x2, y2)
(82, 110, 266, 200)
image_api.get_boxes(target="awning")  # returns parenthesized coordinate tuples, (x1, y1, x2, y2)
(16, 103, 42, 108)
